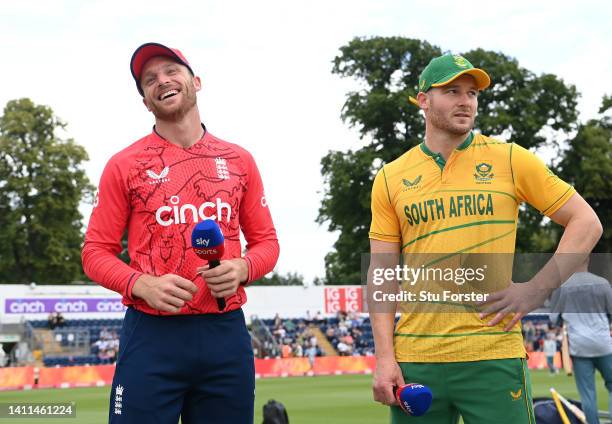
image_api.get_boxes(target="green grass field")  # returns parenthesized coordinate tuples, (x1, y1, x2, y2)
(0, 370, 608, 423)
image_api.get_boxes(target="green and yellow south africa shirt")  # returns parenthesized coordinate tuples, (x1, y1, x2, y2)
(369, 132, 575, 362)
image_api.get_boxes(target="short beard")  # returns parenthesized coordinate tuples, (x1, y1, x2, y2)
(149, 82, 197, 122)
(428, 99, 474, 136)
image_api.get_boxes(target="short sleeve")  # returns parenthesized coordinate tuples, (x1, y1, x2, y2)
(511, 143, 575, 216)
(369, 167, 401, 242)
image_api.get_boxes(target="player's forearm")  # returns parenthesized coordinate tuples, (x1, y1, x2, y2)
(556, 212, 602, 255)
(532, 214, 602, 292)
(370, 312, 397, 360)
(82, 242, 142, 299)
(243, 238, 280, 284)
(368, 258, 398, 361)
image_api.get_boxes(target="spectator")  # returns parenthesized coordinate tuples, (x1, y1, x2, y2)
(351, 312, 364, 328)
(549, 258, 612, 424)
(0, 343, 6, 367)
(522, 321, 535, 342)
(263, 341, 276, 359)
(13, 341, 32, 366)
(48, 312, 66, 329)
(543, 333, 558, 374)
(305, 345, 317, 370)
(284, 319, 296, 332)
(309, 335, 318, 349)
(100, 327, 112, 341)
(344, 334, 354, 346)
(107, 346, 117, 364)
(274, 326, 286, 342)
(293, 343, 303, 358)
(281, 344, 292, 358)
(94, 339, 110, 363)
(55, 312, 65, 328)
(337, 341, 350, 356)
(48, 312, 58, 330)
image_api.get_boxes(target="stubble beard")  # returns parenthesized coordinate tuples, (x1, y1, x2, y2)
(428, 101, 474, 136)
(149, 83, 197, 122)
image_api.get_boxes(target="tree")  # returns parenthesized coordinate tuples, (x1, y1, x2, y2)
(557, 95, 612, 252)
(254, 271, 305, 286)
(318, 37, 580, 284)
(0, 98, 94, 284)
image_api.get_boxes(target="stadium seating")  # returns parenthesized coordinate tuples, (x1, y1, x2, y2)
(258, 314, 376, 357)
(42, 354, 102, 367)
(29, 319, 123, 367)
(30, 315, 557, 366)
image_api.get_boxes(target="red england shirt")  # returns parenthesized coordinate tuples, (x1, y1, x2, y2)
(82, 127, 279, 315)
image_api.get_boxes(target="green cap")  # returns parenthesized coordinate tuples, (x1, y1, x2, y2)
(409, 54, 490, 106)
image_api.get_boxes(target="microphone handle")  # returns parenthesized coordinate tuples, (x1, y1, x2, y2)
(208, 259, 226, 311)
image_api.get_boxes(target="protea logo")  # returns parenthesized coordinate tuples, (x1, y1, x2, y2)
(474, 162, 494, 183)
(453, 55, 469, 68)
(475, 163, 492, 177)
(155, 196, 231, 226)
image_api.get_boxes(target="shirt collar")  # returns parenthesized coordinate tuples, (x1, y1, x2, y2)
(152, 123, 207, 142)
(420, 132, 474, 156)
(419, 132, 474, 171)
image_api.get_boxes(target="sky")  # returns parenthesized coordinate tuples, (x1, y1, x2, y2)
(1, 0, 610, 283)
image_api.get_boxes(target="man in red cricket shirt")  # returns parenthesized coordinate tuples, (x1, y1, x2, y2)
(82, 42, 279, 424)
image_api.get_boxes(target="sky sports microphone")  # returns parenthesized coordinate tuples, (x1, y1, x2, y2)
(395, 383, 433, 417)
(191, 220, 226, 311)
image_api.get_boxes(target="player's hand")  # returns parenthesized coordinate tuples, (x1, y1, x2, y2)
(478, 281, 552, 331)
(197, 258, 248, 298)
(372, 357, 404, 406)
(132, 274, 198, 313)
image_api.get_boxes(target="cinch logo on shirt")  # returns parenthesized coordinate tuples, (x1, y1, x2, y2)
(155, 196, 232, 226)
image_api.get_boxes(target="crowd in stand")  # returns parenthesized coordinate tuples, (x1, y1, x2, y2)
(47, 312, 65, 330)
(28, 314, 563, 367)
(270, 313, 323, 360)
(91, 327, 120, 364)
(265, 311, 374, 359)
(270, 313, 557, 359)
(321, 311, 374, 357)
(521, 319, 562, 353)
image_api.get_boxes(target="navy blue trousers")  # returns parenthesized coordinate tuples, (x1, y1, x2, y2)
(108, 307, 254, 424)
